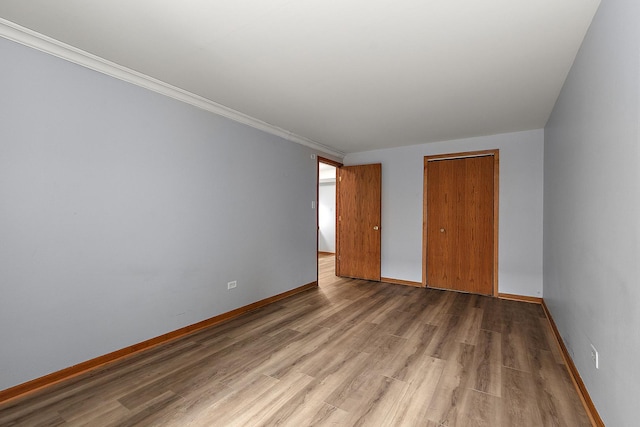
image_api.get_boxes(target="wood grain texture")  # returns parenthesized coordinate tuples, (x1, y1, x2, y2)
(424, 152, 498, 296)
(0, 255, 591, 426)
(337, 163, 381, 281)
(0, 281, 317, 405)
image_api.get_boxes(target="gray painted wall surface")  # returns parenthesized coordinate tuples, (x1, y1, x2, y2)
(344, 129, 544, 296)
(544, 0, 639, 425)
(0, 37, 320, 390)
(318, 182, 336, 253)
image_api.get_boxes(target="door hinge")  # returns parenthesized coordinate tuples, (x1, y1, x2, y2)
(339, 176, 342, 182)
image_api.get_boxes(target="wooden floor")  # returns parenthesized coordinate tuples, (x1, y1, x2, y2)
(0, 254, 590, 426)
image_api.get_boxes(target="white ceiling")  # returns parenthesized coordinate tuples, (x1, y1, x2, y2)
(0, 1, 600, 155)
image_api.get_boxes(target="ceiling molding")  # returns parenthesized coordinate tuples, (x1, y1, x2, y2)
(0, 18, 345, 159)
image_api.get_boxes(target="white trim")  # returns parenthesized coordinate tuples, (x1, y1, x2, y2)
(0, 19, 345, 159)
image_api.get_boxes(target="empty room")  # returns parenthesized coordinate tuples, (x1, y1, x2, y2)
(1, 1, 638, 426)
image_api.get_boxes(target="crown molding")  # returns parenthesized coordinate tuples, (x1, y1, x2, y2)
(0, 19, 345, 159)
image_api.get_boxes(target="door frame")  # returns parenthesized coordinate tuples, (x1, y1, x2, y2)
(317, 156, 343, 282)
(422, 149, 500, 295)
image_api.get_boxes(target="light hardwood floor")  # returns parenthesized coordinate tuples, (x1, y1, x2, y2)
(0, 254, 590, 426)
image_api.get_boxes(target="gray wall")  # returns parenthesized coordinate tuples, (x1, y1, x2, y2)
(0, 37, 321, 391)
(344, 129, 544, 296)
(318, 182, 336, 253)
(544, 0, 639, 425)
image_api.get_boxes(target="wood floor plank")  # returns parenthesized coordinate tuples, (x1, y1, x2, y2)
(216, 329, 302, 386)
(183, 374, 280, 426)
(302, 353, 376, 413)
(300, 350, 371, 387)
(360, 332, 406, 360)
(340, 322, 381, 354)
(224, 303, 310, 340)
(426, 314, 463, 360)
(455, 306, 483, 345)
(386, 356, 446, 426)
(0, 338, 201, 424)
(344, 375, 408, 426)
(448, 292, 476, 316)
(501, 299, 529, 323)
(470, 329, 502, 397)
(528, 347, 592, 426)
(147, 381, 233, 426)
(401, 291, 433, 316)
(422, 290, 457, 326)
(114, 329, 298, 411)
(316, 299, 374, 329)
(501, 319, 531, 373)
(458, 389, 502, 426)
(263, 327, 335, 379)
(0, 254, 592, 426)
(480, 297, 504, 333)
(71, 401, 130, 427)
(323, 354, 379, 411)
(502, 366, 544, 427)
(288, 297, 354, 332)
(283, 401, 349, 427)
(539, 317, 565, 364)
(50, 341, 211, 420)
(0, 407, 67, 427)
(106, 390, 183, 427)
(425, 342, 476, 425)
(256, 378, 339, 426)
(382, 323, 439, 383)
(226, 371, 315, 426)
(522, 316, 552, 352)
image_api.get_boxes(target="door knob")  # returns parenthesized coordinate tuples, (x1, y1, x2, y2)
(373, 226, 379, 230)
(440, 228, 445, 233)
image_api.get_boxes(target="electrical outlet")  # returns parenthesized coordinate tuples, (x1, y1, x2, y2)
(227, 280, 237, 290)
(590, 344, 599, 369)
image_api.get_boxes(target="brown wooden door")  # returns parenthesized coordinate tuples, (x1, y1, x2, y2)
(336, 164, 381, 281)
(426, 154, 495, 295)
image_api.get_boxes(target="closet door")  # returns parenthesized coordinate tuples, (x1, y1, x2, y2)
(425, 153, 496, 295)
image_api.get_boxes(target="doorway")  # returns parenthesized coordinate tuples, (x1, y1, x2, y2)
(318, 163, 337, 255)
(317, 159, 382, 284)
(422, 150, 499, 296)
(317, 157, 342, 285)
